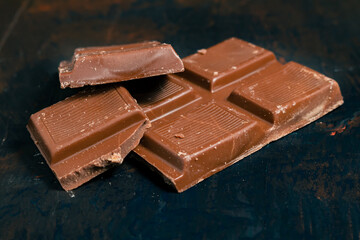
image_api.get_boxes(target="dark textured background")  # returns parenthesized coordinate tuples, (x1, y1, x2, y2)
(0, 0, 359, 239)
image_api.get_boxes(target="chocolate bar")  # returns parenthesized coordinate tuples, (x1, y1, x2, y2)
(124, 38, 343, 192)
(59, 41, 184, 89)
(27, 85, 150, 190)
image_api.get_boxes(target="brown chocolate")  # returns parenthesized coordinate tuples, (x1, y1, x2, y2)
(59, 41, 184, 89)
(27, 85, 150, 190)
(124, 37, 343, 192)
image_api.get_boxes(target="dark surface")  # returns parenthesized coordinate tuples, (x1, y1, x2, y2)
(0, 0, 359, 239)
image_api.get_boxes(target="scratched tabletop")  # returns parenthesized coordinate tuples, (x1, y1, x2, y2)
(0, 0, 359, 239)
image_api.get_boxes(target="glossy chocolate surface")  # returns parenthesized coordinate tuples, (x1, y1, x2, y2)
(125, 38, 343, 192)
(59, 41, 184, 88)
(27, 86, 150, 190)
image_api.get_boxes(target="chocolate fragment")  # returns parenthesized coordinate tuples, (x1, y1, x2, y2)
(59, 41, 184, 89)
(27, 85, 150, 190)
(125, 37, 343, 192)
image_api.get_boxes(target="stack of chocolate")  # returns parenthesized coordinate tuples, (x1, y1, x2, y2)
(27, 38, 343, 192)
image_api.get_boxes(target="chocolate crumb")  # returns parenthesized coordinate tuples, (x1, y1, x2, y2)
(174, 133, 185, 139)
(197, 49, 207, 55)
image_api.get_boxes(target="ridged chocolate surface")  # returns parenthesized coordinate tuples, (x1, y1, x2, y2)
(126, 38, 344, 192)
(59, 41, 184, 88)
(27, 86, 150, 190)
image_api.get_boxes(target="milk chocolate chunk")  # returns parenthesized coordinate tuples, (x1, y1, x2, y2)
(127, 38, 343, 192)
(27, 85, 150, 190)
(59, 41, 184, 89)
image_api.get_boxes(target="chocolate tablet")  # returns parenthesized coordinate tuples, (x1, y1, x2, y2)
(125, 37, 343, 192)
(27, 85, 151, 190)
(59, 41, 184, 88)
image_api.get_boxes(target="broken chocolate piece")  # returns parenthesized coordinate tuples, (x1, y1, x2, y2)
(59, 41, 184, 89)
(27, 85, 150, 190)
(125, 37, 343, 192)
